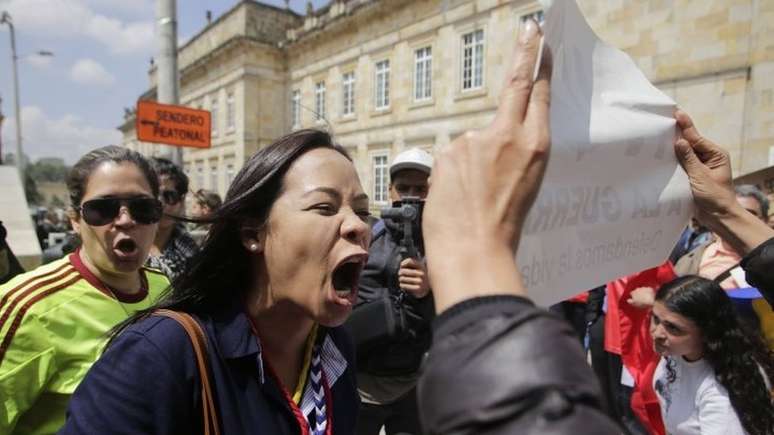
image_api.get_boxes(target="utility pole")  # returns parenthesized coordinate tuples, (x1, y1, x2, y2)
(156, 0, 182, 166)
(1, 12, 24, 181)
(0, 95, 5, 164)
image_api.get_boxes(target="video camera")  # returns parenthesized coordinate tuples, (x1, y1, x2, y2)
(380, 196, 425, 260)
(343, 196, 428, 362)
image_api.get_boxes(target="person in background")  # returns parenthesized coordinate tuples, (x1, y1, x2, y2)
(0, 221, 24, 285)
(650, 276, 774, 435)
(190, 189, 222, 219)
(674, 184, 769, 290)
(188, 189, 223, 239)
(353, 147, 434, 435)
(0, 146, 169, 434)
(147, 157, 200, 281)
(669, 218, 711, 264)
(768, 198, 774, 230)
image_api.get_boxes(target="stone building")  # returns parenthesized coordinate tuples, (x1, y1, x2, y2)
(120, 0, 774, 211)
(119, 1, 302, 194)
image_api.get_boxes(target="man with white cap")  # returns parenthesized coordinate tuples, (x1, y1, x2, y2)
(351, 148, 434, 435)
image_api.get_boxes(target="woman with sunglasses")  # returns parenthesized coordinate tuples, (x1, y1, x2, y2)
(0, 146, 170, 434)
(650, 276, 774, 435)
(146, 157, 200, 281)
(60, 130, 369, 434)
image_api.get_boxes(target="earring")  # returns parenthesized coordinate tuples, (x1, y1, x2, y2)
(249, 243, 259, 252)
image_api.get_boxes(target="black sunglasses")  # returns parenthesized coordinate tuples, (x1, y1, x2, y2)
(76, 197, 163, 226)
(159, 189, 183, 205)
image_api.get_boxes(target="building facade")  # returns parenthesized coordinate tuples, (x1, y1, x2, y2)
(121, 0, 774, 212)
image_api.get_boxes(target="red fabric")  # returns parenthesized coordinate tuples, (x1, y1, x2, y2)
(567, 291, 589, 304)
(605, 262, 676, 435)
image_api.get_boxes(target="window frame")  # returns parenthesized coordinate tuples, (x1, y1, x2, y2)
(374, 59, 391, 110)
(291, 89, 301, 128)
(371, 152, 390, 204)
(341, 71, 356, 117)
(315, 81, 326, 122)
(414, 46, 433, 102)
(225, 162, 236, 187)
(209, 164, 218, 191)
(460, 29, 485, 92)
(210, 94, 219, 138)
(225, 91, 235, 133)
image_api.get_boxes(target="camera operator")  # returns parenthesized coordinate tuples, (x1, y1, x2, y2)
(352, 148, 434, 435)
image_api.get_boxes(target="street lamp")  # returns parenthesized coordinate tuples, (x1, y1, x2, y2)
(0, 11, 24, 181)
(0, 12, 53, 183)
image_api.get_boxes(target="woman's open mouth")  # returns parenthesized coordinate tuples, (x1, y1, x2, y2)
(113, 238, 138, 258)
(331, 254, 367, 302)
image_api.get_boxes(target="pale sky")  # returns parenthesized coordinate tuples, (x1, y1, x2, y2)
(0, 0, 329, 164)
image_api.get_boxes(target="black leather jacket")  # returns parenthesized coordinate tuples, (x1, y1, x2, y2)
(353, 219, 434, 376)
(741, 236, 774, 307)
(417, 237, 774, 434)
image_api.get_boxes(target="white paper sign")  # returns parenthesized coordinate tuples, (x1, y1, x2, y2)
(518, 0, 692, 306)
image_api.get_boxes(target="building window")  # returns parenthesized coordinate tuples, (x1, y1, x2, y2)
(210, 164, 218, 190)
(210, 95, 219, 137)
(461, 29, 485, 91)
(226, 92, 235, 132)
(521, 10, 545, 25)
(414, 47, 432, 102)
(196, 164, 205, 189)
(226, 163, 235, 187)
(372, 153, 389, 203)
(315, 81, 326, 121)
(342, 72, 356, 116)
(291, 90, 301, 128)
(375, 60, 390, 110)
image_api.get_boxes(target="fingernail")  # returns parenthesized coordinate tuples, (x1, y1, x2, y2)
(521, 19, 538, 43)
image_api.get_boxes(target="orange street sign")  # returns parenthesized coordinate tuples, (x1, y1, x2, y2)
(136, 100, 211, 149)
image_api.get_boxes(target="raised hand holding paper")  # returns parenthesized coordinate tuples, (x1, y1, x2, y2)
(520, 0, 692, 305)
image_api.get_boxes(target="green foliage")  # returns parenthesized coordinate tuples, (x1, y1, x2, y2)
(26, 159, 70, 183)
(50, 195, 65, 208)
(24, 172, 42, 205)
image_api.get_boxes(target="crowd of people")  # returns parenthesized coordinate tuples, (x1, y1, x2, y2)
(0, 18, 772, 435)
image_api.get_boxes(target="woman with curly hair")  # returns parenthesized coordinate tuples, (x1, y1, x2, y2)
(650, 275, 774, 435)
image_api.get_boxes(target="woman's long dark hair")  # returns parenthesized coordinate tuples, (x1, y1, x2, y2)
(656, 275, 774, 435)
(111, 129, 350, 339)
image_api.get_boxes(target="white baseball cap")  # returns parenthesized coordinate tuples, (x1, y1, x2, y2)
(389, 148, 433, 177)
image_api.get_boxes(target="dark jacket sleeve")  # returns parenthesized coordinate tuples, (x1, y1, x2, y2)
(358, 229, 433, 310)
(357, 232, 393, 306)
(59, 318, 200, 435)
(418, 296, 620, 435)
(741, 236, 774, 307)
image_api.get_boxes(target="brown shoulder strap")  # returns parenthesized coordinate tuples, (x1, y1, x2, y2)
(154, 309, 221, 435)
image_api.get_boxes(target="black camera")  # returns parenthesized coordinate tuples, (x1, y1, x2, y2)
(380, 196, 424, 260)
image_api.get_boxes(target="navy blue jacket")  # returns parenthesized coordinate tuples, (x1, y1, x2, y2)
(59, 305, 359, 434)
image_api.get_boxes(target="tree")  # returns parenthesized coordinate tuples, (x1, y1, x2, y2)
(24, 171, 42, 205)
(50, 195, 65, 208)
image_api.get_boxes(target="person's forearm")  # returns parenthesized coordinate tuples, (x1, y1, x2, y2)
(702, 203, 774, 256)
(418, 296, 620, 435)
(427, 241, 526, 314)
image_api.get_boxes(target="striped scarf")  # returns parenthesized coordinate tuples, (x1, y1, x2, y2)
(308, 344, 328, 435)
